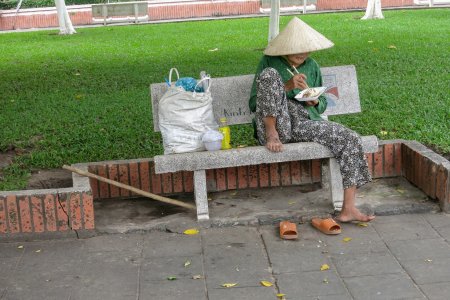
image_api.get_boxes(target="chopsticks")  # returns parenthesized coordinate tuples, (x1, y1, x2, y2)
(287, 65, 300, 77)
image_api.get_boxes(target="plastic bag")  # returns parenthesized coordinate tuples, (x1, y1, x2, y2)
(175, 77, 204, 92)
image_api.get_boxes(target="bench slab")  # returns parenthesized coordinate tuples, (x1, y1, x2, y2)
(154, 135, 378, 174)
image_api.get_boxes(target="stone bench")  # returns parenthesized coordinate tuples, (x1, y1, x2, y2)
(91, 1, 148, 25)
(150, 65, 378, 221)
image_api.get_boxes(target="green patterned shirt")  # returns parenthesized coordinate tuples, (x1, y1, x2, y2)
(249, 55, 327, 121)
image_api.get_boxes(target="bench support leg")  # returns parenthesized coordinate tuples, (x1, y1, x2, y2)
(321, 158, 344, 211)
(193, 170, 210, 221)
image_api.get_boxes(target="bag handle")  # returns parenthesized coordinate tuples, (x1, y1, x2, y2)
(194, 76, 212, 93)
(168, 68, 180, 85)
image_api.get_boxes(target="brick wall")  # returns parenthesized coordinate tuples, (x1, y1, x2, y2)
(317, 0, 414, 10)
(1, 140, 449, 235)
(0, 191, 94, 235)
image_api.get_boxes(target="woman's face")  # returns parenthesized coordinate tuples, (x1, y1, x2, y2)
(286, 53, 310, 67)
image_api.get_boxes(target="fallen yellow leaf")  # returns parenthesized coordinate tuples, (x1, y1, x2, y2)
(323, 278, 329, 284)
(184, 260, 191, 267)
(288, 201, 296, 205)
(183, 228, 199, 235)
(221, 283, 238, 288)
(357, 222, 368, 227)
(17, 245, 24, 249)
(35, 249, 41, 253)
(260, 280, 273, 287)
(320, 264, 330, 271)
(380, 130, 388, 136)
(276, 293, 286, 299)
(368, 40, 374, 43)
(167, 276, 177, 281)
(388, 45, 397, 49)
(192, 275, 203, 279)
(343, 237, 352, 242)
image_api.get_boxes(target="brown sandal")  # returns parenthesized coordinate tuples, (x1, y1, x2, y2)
(279, 221, 298, 240)
(311, 218, 341, 235)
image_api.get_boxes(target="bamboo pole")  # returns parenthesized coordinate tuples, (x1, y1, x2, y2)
(63, 165, 196, 210)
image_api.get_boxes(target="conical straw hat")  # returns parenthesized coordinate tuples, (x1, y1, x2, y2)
(264, 17, 334, 56)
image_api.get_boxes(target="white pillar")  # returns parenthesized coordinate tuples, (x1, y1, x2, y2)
(361, 0, 384, 20)
(268, 0, 280, 41)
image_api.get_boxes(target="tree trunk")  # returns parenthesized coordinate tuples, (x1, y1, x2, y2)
(55, 0, 76, 34)
(268, 0, 280, 41)
(362, 0, 384, 20)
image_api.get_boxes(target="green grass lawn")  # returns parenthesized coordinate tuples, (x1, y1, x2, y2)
(0, 9, 449, 191)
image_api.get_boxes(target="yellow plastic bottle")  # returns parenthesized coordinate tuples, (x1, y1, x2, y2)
(218, 117, 232, 150)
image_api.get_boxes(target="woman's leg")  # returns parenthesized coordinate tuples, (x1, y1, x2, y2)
(338, 186, 375, 222)
(290, 119, 374, 221)
(255, 68, 293, 151)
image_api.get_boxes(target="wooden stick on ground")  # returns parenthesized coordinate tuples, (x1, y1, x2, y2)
(63, 165, 196, 210)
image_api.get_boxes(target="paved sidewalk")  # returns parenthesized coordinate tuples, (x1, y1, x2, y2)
(1, 213, 450, 299)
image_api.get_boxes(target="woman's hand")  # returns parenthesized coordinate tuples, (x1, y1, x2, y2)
(285, 73, 308, 91)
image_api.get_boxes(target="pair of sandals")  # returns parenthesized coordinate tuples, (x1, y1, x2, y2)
(280, 218, 341, 240)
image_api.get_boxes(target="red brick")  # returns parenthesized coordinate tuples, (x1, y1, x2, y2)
(150, 163, 162, 194)
(31, 196, 44, 233)
(436, 165, 448, 203)
(6, 195, 19, 233)
(238, 166, 249, 189)
(56, 194, 69, 231)
(172, 171, 184, 193)
(401, 145, 410, 181)
(300, 160, 312, 183)
(0, 197, 7, 233)
(227, 167, 237, 190)
(128, 162, 140, 196)
(97, 165, 109, 199)
(69, 193, 82, 230)
(259, 164, 269, 188)
(280, 162, 291, 186)
(82, 192, 95, 230)
(206, 169, 216, 191)
(88, 165, 99, 199)
(215, 169, 227, 191)
(162, 173, 173, 194)
(139, 161, 151, 193)
(373, 148, 383, 178)
(312, 159, 322, 183)
(248, 165, 259, 188)
(416, 152, 424, 190)
(108, 164, 120, 198)
(183, 171, 194, 193)
(394, 143, 402, 176)
(18, 196, 32, 233)
(290, 161, 301, 185)
(44, 194, 57, 232)
(383, 144, 395, 177)
(118, 164, 130, 197)
(422, 158, 436, 198)
(269, 163, 280, 187)
(366, 153, 374, 177)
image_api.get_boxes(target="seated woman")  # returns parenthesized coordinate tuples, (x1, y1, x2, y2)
(249, 17, 374, 223)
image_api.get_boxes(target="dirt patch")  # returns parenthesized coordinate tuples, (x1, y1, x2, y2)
(26, 169, 73, 189)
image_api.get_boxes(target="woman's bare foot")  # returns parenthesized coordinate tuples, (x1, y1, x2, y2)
(266, 135, 283, 152)
(335, 207, 375, 223)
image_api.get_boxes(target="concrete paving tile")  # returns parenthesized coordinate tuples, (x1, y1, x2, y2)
(386, 238, 450, 262)
(142, 231, 202, 258)
(276, 270, 348, 298)
(208, 286, 277, 300)
(204, 243, 269, 274)
(419, 281, 450, 300)
(434, 225, 450, 241)
(3, 281, 74, 300)
(140, 256, 203, 281)
(139, 278, 207, 300)
(373, 220, 440, 241)
(201, 226, 261, 245)
(0, 242, 27, 258)
(343, 273, 424, 300)
(299, 294, 353, 300)
(400, 256, 450, 285)
(0, 257, 18, 273)
(84, 233, 144, 253)
(261, 228, 331, 273)
(372, 214, 428, 224)
(423, 213, 450, 228)
(332, 251, 403, 277)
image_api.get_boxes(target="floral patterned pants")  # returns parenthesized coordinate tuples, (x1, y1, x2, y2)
(255, 67, 371, 189)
